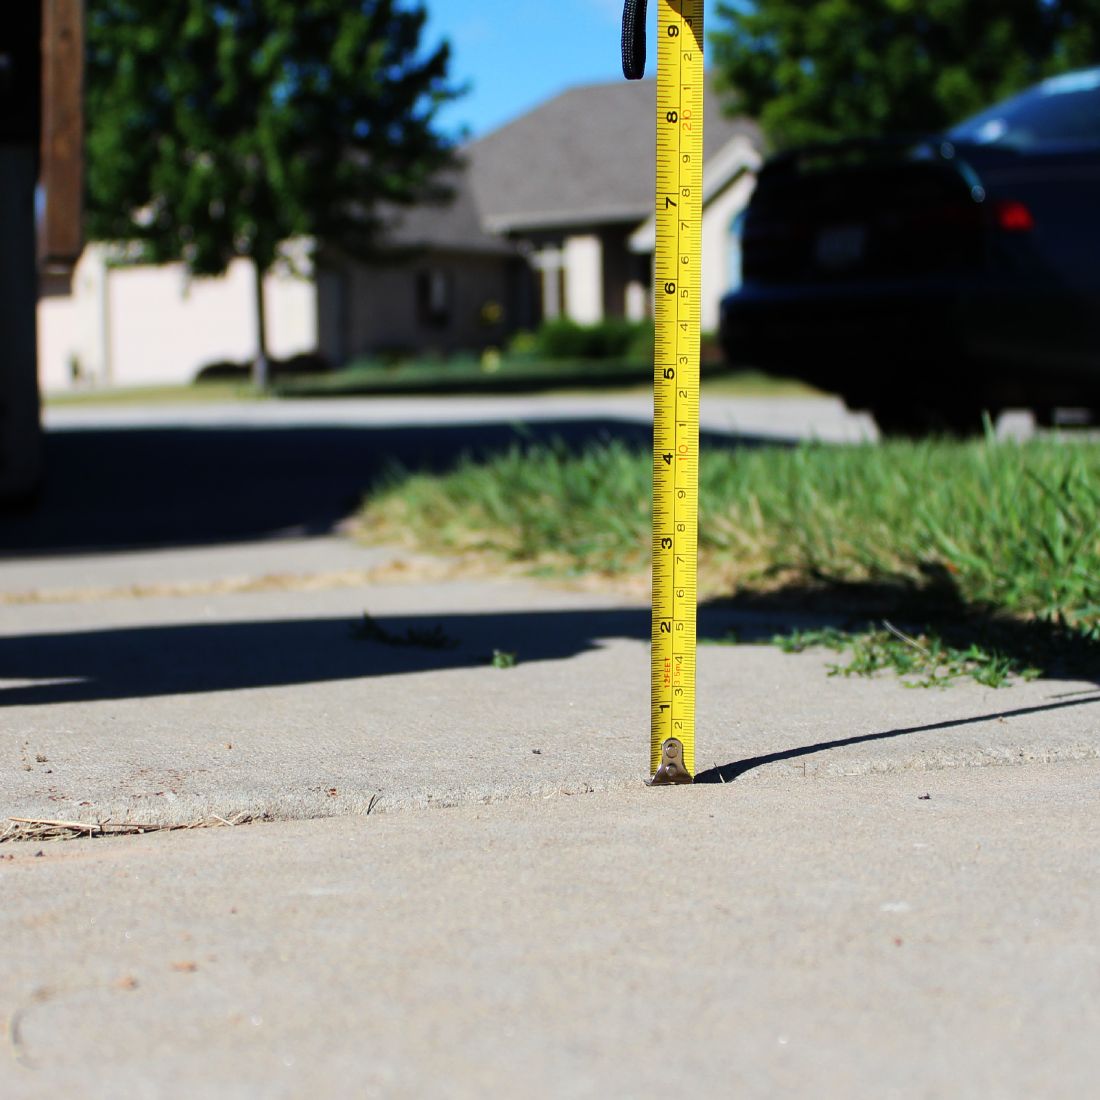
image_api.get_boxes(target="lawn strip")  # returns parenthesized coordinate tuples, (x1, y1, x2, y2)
(357, 434, 1100, 683)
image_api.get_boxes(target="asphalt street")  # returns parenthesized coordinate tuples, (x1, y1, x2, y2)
(3, 394, 873, 555)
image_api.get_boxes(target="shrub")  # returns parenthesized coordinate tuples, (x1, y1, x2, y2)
(509, 319, 654, 361)
(194, 351, 331, 384)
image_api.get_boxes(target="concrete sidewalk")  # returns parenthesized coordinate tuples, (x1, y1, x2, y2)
(43, 392, 879, 443)
(3, 532, 1100, 1096)
(5, 761, 1100, 1098)
(3, 536, 1099, 825)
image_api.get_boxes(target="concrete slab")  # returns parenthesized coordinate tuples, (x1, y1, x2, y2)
(4, 760, 1099, 1098)
(0, 536, 405, 597)
(3, 566, 1098, 825)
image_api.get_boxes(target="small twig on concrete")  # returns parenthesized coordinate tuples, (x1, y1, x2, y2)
(2, 813, 257, 844)
(8, 1005, 33, 1070)
(882, 619, 932, 657)
(7, 988, 57, 1071)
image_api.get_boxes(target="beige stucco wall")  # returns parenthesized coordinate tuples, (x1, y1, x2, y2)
(527, 225, 638, 327)
(562, 235, 603, 324)
(37, 248, 108, 391)
(699, 171, 757, 331)
(530, 244, 564, 321)
(38, 244, 318, 391)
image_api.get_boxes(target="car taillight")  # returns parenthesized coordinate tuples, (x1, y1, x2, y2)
(995, 199, 1035, 232)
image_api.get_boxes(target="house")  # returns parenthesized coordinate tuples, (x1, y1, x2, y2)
(38, 76, 762, 391)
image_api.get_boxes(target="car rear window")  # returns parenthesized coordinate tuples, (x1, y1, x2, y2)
(948, 67, 1100, 150)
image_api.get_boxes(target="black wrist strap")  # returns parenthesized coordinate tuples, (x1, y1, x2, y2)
(621, 0, 648, 80)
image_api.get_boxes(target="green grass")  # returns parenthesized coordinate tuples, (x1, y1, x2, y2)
(491, 649, 518, 669)
(274, 357, 820, 399)
(275, 355, 650, 397)
(699, 621, 1047, 687)
(45, 363, 818, 405)
(767, 624, 1041, 688)
(358, 431, 1100, 680)
(45, 381, 259, 406)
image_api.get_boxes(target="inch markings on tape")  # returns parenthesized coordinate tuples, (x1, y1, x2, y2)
(623, 0, 705, 785)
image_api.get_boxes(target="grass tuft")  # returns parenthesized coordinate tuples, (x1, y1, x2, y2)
(353, 612, 458, 650)
(491, 649, 518, 669)
(357, 433, 1100, 683)
(359, 433, 1100, 635)
(767, 623, 1042, 688)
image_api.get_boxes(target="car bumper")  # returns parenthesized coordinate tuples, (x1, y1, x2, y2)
(722, 280, 973, 372)
(719, 279, 1099, 398)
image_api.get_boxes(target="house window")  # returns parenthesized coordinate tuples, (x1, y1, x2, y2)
(728, 210, 746, 291)
(416, 268, 451, 329)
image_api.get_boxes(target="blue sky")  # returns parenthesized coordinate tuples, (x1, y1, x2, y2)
(422, 0, 720, 139)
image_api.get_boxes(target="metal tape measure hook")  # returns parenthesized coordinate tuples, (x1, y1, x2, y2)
(649, 738, 693, 786)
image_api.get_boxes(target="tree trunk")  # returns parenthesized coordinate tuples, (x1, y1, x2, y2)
(252, 259, 270, 390)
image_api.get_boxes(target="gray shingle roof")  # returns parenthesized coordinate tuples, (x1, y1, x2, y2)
(468, 75, 762, 232)
(379, 165, 517, 256)
(383, 75, 762, 250)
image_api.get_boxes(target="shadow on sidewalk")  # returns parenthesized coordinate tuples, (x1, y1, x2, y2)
(7, 604, 1098, 782)
(694, 692, 1100, 785)
(6, 599, 1098, 713)
(1, 602, 823, 708)
(0, 607, 660, 706)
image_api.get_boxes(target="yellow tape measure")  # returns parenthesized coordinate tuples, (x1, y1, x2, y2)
(649, 0, 704, 784)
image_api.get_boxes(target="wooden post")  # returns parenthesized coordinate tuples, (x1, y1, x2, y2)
(39, 0, 84, 283)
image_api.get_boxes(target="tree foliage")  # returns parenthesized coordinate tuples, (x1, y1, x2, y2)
(85, 0, 460, 347)
(711, 1, 1100, 149)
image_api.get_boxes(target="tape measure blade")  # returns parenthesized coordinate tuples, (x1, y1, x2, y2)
(651, 0, 703, 780)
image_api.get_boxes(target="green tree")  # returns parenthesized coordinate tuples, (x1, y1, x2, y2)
(86, 0, 460, 387)
(711, 1, 1100, 150)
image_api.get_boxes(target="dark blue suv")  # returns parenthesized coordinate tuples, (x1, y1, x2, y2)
(719, 67, 1100, 433)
